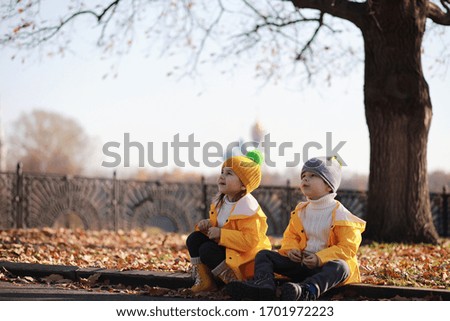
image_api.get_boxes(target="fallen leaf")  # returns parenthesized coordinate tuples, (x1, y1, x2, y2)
(41, 274, 65, 284)
(143, 285, 171, 296)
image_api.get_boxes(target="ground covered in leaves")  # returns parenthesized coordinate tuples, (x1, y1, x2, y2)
(0, 228, 449, 298)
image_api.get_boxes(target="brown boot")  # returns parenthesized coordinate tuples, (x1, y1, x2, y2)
(191, 263, 218, 293)
(212, 260, 238, 284)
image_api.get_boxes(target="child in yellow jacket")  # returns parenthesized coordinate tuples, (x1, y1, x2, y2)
(227, 156, 366, 300)
(186, 150, 272, 293)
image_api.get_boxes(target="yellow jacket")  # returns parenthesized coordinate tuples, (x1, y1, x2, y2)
(206, 193, 272, 280)
(279, 201, 366, 284)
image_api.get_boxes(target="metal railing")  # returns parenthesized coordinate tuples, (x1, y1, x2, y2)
(0, 163, 448, 236)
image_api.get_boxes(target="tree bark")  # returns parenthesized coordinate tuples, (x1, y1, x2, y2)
(361, 1, 438, 243)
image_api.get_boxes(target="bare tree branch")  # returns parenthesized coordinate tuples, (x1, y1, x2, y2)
(428, 0, 450, 25)
(97, 1, 121, 46)
(185, 1, 226, 76)
(46, 0, 121, 41)
(238, 16, 321, 36)
(2, 0, 122, 47)
(295, 12, 324, 60)
(221, 1, 356, 86)
(440, 0, 450, 12)
(289, 0, 366, 29)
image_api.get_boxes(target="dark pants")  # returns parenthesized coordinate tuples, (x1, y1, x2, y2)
(255, 249, 350, 297)
(186, 231, 225, 270)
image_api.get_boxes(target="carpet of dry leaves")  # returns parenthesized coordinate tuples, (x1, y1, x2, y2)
(0, 228, 449, 297)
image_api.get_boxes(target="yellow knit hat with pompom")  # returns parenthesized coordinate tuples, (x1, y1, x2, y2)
(222, 150, 264, 194)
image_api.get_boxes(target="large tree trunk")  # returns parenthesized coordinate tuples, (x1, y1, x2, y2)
(362, 1, 438, 243)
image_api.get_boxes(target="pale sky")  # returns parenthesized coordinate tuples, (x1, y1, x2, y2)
(1, 4, 449, 179)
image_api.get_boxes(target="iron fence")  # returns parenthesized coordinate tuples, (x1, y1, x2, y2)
(0, 164, 448, 236)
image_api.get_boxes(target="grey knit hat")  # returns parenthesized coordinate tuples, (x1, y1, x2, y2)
(301, 156, 342, 193)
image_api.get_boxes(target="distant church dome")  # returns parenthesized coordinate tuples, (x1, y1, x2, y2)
(251, 120, 265, 143)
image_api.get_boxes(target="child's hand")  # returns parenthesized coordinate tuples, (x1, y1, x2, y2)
(197, 219, 212, 232)
(207, 227, 221, 241)
(302, 251, 321, 269)
(287, 249, 303, 263)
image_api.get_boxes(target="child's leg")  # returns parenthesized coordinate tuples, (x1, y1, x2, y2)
(186, 231, 225, 293)
(303, 259, 350, 297)
(198, 240, 226, 269)
(227, 250, 302, 300)
(282, 259, 350, 300)
(186, 232, 236, 283)
(186, 231, 211, 262)
(186, 230, 226, 269)
(254, 249, 303, 279)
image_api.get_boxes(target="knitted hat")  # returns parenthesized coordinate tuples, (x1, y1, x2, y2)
(222, 150, 264, 194)
(301, 156, 342, 193)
